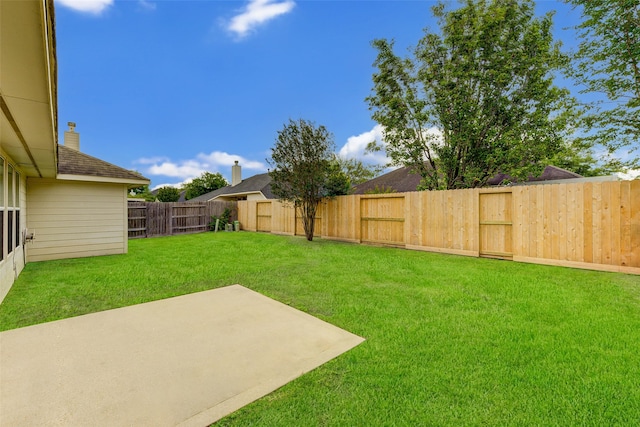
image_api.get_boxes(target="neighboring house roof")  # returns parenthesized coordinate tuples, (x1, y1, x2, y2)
(487, 165, 582, 186)
(353, 165, 584, 194)
(352, 166, 422, 194)
(190, 173, 275, 202)
(57, 144, 149, 186)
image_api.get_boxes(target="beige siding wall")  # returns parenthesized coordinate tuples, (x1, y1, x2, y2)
(26, 179, 128, 262)
(246, 193, 267, 201)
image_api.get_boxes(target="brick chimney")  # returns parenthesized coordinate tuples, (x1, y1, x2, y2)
(231, 160, 241, 186)
(64, 122, 80, 151)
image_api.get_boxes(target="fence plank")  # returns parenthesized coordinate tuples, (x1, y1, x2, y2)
(610, 181, 621, 266)
(620, 181, 632, 268)
(630, 180, 640, 268)
(593, 183, 603, 264)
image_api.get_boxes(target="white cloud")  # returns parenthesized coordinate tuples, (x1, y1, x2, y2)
(147, 160, 205, 179)
(196, 151, 266, 170)
(227, 0, 295, 38)
(136, 151, 267, 188)
(338, 124, 390, 166)
(338, 124, 445, 167)
(56, 0, 113, 14)
(150, 181, 187, 191)
(136, 156, 170, 165)
(617, 169, 640, 180)
(138, 0, 156, 11)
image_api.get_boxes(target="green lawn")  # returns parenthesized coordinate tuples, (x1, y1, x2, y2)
(1, 232, 639, 425)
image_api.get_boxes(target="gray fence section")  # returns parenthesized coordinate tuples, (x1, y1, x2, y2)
(128, 201, 237, 238)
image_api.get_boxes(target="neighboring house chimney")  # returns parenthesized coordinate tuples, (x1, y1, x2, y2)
(64, 122, 80, 151)
(232, 160, 241, 186)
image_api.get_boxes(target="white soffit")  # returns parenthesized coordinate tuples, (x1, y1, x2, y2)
(0, 0, 57, 178)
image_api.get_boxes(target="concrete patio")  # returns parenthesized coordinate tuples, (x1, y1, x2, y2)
(0, 285, 364, 426)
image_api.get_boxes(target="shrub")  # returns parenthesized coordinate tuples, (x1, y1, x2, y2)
(156, 186, 181, 202)
(209, 208, 233, 231)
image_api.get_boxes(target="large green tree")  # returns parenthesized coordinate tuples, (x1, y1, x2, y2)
(367, 0, 580, 190)
(566, 0, 639, 169)
(268, 119, 335, 241)
(184, 171, 228, 200)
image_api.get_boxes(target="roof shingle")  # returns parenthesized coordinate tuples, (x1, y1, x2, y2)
(353, 165, 584, 194)
(57, 145, 149, 183)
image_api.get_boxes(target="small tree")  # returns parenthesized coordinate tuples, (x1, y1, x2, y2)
(184, 172, 228, 200)
(209, 207, 234, 231)
(156, 186, 180, 202)
(268, 119, 335, 241)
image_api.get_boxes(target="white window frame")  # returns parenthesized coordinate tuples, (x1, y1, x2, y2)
(0, 156, 4, 262)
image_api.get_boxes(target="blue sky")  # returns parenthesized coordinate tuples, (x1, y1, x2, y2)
(54, 0, 583, 189)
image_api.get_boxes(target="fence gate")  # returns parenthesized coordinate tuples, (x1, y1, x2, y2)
(360, 195, 405, 246)
(256, 201, 272, 232)
(479, 192, 513, 259)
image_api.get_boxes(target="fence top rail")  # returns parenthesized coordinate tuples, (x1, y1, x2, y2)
(358, 193, 406, 199)
(477, 187, 513, 194)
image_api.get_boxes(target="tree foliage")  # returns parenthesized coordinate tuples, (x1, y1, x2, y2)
(323, 156, 385, 197)
(367, 0, 581, 190)
(268, 119, 335, 241)
(184, 171, 228, 200)
(129, 184, 155, 201)
(332, 155, 384, 185)
(156, 186, 181, 202)
(566, 0, 639, 169)
(325, 161, 352, 197)
(365, 184, 397, 195)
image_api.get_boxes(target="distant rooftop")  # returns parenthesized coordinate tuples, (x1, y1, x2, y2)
(189, 173, 275, 202)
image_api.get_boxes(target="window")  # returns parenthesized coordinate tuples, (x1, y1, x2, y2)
(15, 172, 20, 249)
(7, 164, 13, 255)
(0, 158, 3, 261)
(0, 162, 23, 258)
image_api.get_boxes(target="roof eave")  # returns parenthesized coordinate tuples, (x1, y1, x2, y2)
(57, 173, 150, 188)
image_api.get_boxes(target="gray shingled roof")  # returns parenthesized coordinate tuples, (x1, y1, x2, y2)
(57, 145, 149, 182)
(190, 173, 275, 202)
(352, 166, 422, 194)
(353, 165, 583, 194)
(487, 165, 582, 185)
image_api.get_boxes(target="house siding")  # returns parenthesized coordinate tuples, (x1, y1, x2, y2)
(246, 193, 268, 201)
(26, 179, 128, 262)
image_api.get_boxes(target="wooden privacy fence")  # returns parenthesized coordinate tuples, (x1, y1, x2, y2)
(237, 180, 640, 275)
(128, 201, 237, 238)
